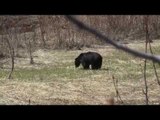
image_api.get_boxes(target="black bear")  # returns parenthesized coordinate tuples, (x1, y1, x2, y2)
(75, 52, 102, 69)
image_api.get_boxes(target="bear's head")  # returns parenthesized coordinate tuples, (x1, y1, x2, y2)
(75, 53, 84, 68)
(75, 57, 80, 67)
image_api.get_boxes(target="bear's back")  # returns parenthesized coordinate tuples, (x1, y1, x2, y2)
(85, 52, 102, 58)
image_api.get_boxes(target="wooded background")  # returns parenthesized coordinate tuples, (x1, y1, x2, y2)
(1, 15, 160, 56)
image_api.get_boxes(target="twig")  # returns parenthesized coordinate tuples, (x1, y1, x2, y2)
(112, 75, 123, 104)
(148, 42, 160, 85)
(143, 59, 149, 105)
(29, 99, 31, 105)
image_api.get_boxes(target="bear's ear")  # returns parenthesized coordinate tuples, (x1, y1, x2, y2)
(75, 57, 78, 61)
(79, 53, 84, 58)
(80, 53, 84, 55)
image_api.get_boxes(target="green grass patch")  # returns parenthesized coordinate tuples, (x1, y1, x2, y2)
(4, 67, 105, 82)
(1, 44, 160, 82)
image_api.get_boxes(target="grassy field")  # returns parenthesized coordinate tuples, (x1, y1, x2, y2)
(1, 40, 160, 105)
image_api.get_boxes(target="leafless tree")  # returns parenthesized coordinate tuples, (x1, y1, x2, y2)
(38, 15, 47, 48)
(24, 32, 34, 64)
(142, 16, 149, 104)
(1, 16, 17, 79)
(6, 37, 15, 79)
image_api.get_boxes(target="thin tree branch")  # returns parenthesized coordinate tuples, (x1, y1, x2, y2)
(143, 53, 149, 105)
(112, 75, 123, 104)
(65, 15, 160, 63)
(148, 42, 160, 85)
(143, 16, 149, 105)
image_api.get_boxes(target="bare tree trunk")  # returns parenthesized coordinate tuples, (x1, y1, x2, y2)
(24, 33, 34, 64)
(38, 16, 46, 48)
(6, 37, 15, 79)
(40, 25, 46, 48)
(28, 38, 34, 64)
